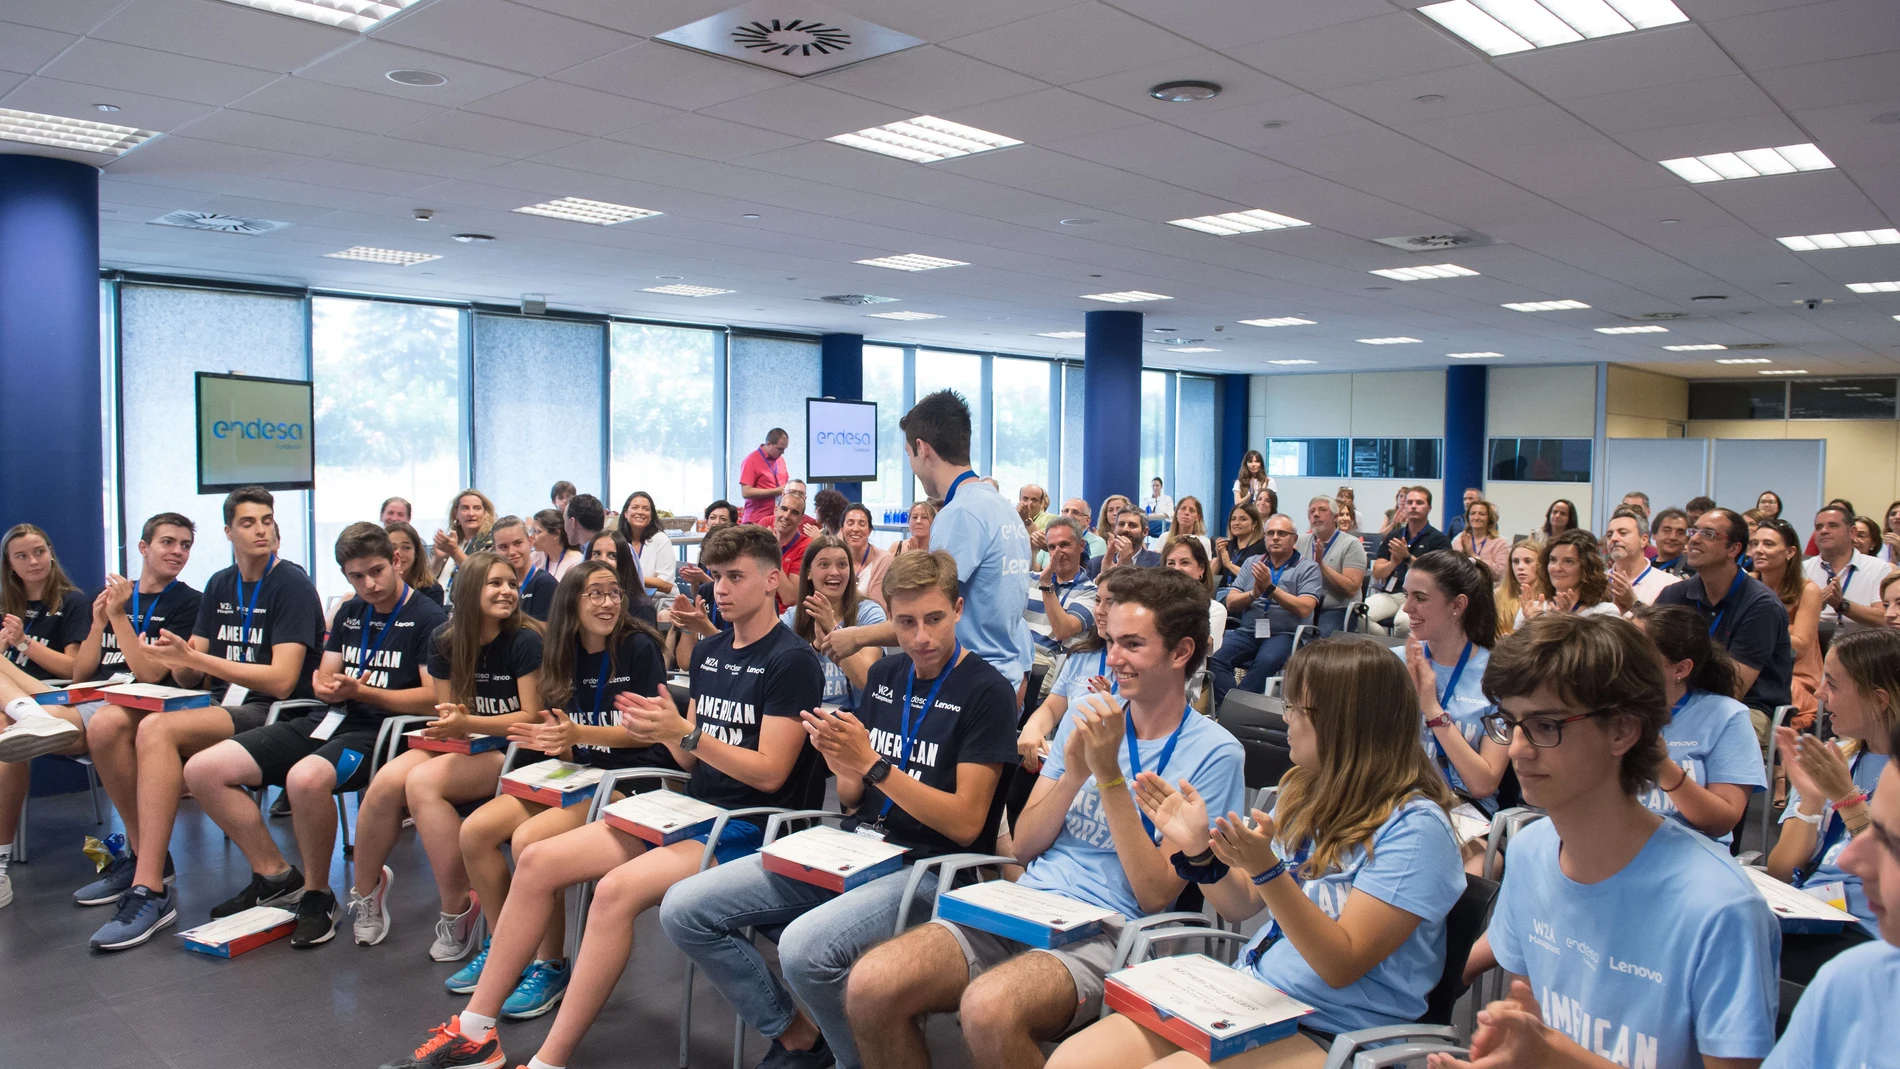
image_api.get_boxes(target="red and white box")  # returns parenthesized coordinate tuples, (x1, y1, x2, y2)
(33, 683, 106, 706)
(760, 826, 909, 892)
(936, 880, 1119, 950)
(500, 759, 605, 807)
(92, 683, 214, 712)
(602, 790, 726, 846)
(1747, 867, 1861, 934)
(404, 730, 509, 756)
(1105, 954, 1315, 1062)
(178, 906, 298, 958)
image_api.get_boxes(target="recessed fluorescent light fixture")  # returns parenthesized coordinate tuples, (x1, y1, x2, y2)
(1168, 209, 1310, 235)
(0, 107, 158, 156)
(211, 0, 422, 31)
(1664, 343, 1727, 351)
(1357, 337, 1423, 345)
(323, 246, 438, 266)
(1418, 0, 1687, 56)
(515, 197, 661, 225)
(1715, 357, 1773, 364)
(1777, 229, 1900, 251)
(1239, 317, 1317, 328)
(1370, 263, 1479, 281)
(1080, 291, 1172, 303)
(1658, 144, 1834, 183)
(1503, 299, 1590, 311)
(1036, 331, 1086, 339)
(855, 253, 968, 271)
(865, 310, 942, 321)
(1268, 359, 1318, 365)
(1759, 369, 1809, 375)
(643, 284, 733, 297)
(1847, 281, 1900, 293)
(1166, 346, 1221, 353)
(1448, 352, 1503, 358)
(1596, 325, 1669, 334)
(827, 115, 1021, 163)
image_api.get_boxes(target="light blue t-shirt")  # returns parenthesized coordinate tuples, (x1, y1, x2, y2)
(1242, 797, 1466, 1035)
(1049, 645, 1113, 703)
(1396, 643, 1496, 810)
(1492, 819, 1780, 1067)
(1020, 705, 1246, 919)
(1764, 938, 1900, 1069)
(1780, 749, 1889, 936)
(1639, 689, 1766, 843)
(779, 599, 885, 709)
(931, 477, 1034, 686)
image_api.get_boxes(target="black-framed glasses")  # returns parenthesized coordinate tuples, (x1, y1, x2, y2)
(1481, 710, 1608, 748)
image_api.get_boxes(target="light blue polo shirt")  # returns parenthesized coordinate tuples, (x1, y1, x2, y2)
(931, 476, 1034, 686)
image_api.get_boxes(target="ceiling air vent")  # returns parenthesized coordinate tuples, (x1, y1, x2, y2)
(811, 294, 900, 305)
(1373, 231, 1493, 251)
(655, 0, 924, 77)
(150, 210, 292, 235)
(1640, 311, 1690, 320)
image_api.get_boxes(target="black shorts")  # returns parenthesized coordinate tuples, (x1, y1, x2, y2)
(232, 716, 378, 792)
(225, 700, 272, 735)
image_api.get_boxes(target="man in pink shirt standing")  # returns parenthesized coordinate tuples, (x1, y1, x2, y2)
(738, 428, 790, 527)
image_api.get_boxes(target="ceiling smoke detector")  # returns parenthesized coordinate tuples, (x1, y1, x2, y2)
(149, 210, 292, 235)
(1373, 231, 1493, 251)
(811, 293, 900, 305)
(656, 0, 923, 77)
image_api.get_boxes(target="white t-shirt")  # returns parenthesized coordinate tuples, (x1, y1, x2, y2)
(1802, 550, 1890, 635)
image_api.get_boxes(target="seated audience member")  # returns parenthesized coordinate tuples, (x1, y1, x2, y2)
(812, 487, 848, 537)
(1741, 508, 1767, 538)
(1853, 514, 1884, 558)
(0, 522, 92, 684)
(1171, 496, 1210, 557)
(342, 551, 543, 953)
(1052, 639, 1466, 1068)
(1163, 537, 1227, 645)
(845, 568, 1245, 1069)
(490, 515, 559, 622)
(79, 488, 323, 944)
(1213, 502, 1265, 592)
(618, 491, 677, 608)
(1018, 484, 1057, 532)
(387, 521, 446, 607)
(771, 494, 815, 610)
(1765, 627, 1896, 984)
(1531, 498, 1577, 546)
(1446, 486, 1480, 539)
(382, 525, 822, 1069)
(585, 530, 656, 628)
(530, 508, 582, 582)
(1604, 509, 1681, 612)
(434, 489, 499, 573)
(841, 503, 891, 610)
(1516, 529, 1620, 625)
(662, 549, 1018, 1069)
(1368, 486, 1453, 633)
(1233, 449, 1271, 505)
(549, 481, 576, 513)
(1805, 503, 1893, 636)
(563, 494, 606, 560)
(1253, 485, 1279, 521)
(1209, 515, 1322, 709)
(669, 505, 740, 674)
(1297, 494, 1367, 637)
(1426, 614, 1779, 1069)
(1019, 569, 1123, 776)
(1334, 487, 1359, 533)
(1884, 570, 1900, 627)
(1620, 490, 1651, 519)
(785, 534, 885, 710)
(1027, 519, 1098, 693)
(894, 497, 937, 555)
(1628, 605, 1764, 843)
(1684, 494, 1717, 527)
(1452, 498, 1508, 582)
(1088, 505, 1160, 577)
(1755, 490, 1783, 523)
(381, 497, 413, 527)
(1878, 500, 1900, 564)
(1493, 542, 1539, 638)
(1096, 493, 1135, 549)
(1762, 715, 1900, 1068)
(1403, 552, 1507, 818)
(1047, 498, 1104, 562)
(1650, 507, 1691, 576)
(1656, 507, 1794, 740)
(0, 652, 92, 908)
(185, 523, 446, 948)
(1752, 518, 1822, 726)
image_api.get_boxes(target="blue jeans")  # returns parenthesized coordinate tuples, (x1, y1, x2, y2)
(1208, 626, 1296, 710)
(1314, 606, 1347, 637)
(658, 853, 936, 1069)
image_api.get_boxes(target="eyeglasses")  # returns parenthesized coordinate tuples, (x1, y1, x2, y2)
(1685, 526, 1726, 542)
(582, 588, 623, 604)
(1480, 710, 1608, 748)
(1282, 703, 1311, 722)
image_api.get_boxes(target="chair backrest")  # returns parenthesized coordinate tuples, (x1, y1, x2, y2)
(1216, 690, 1292, 791)
(1423, 873, 1500, 1026)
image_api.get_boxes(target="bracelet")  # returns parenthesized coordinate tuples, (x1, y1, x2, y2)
(1831, 792, 1867, 812)
(1097, 775, 1126, 791)
(1661, 765, 1688, 792)
(1788, 808, 1824, 826)
(1171, 850, 1230, 885)
(1184, 847, 1216, 867)
(1250, 856, 1289, 886)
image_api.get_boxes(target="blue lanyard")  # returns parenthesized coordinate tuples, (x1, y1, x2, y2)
(1318, 531, 1339, 561)
(1704, 570, 1748, 636)
(1823, 560, 1857, 594)
(943, 470, 978, 505)
(1267, 550, 1300, 587)
(1123, 704, 1191, 841)
(1096, 647, 1118, 697)
(1405, 525, 1430, 551)
(518, 566, 540, 595)
(583, 643, 612, 722)
(130, 579, 179, 637)
(351, 586, 410, 680)
(236, 555, 277, 651)
(1632, 564, 1654, 591)
(1244, 840, 1313, 967)
(1796, 752, 1866, 887)
(879, 644, 961, 818)
(1048, 576, 1082, 610)
(1669, 691, 1691, 720)
(1423, 641, 1473, 709)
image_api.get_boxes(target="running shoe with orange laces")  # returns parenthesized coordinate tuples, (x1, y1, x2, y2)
(377, 1015, 504, 1069)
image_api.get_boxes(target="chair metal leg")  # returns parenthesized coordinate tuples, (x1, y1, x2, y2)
(14, 786, 29, 864)
(87, 764, 105, 824)
(678, 960, 696, 1069)
(732, 986, 747, 1069)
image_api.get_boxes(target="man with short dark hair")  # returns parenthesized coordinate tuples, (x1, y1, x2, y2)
(549, 481, 576, 512)
(1655, 506, 1792, 730)
(1028, 518, 1096, 680)
(564, 493, 605, 550)
(1620, 490, 1651, 518)
(1803, 503, 1892, 635)
(771, 495, 814, 609)
(1087, 506, 1160, 578)
(1684, 495, 1716, 526)
(1050, 498, 1106, 562)
(379, 497, 412, 526)
(740, 428, 791, 527)
(1650, 507, 1690, 574)
(1208, 513, 1321, 708)
(1445, 486, 1480, 538)
(488, 516, 557, 621)
(1368, 486, 1452, 633)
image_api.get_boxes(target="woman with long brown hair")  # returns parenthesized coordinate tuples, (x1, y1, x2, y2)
(0, 522, 90, 681)
(1516, 528, 1617, 625)
(1494, 540, 1538, 637)
(530, 508, 581, 582)
(1751, 517, 1821, 726)
(1171, 495, 1210, 556)
(1628, 605, 1762, 842)
(1232, 448, 1270, 505)
(782, 534, 884, 710)
(385, 521, 445, 607)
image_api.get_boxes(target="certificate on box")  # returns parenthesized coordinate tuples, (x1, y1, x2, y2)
(404, 730, 509, 756)
(760, 826, 909, 892)
(94, 683, 215, 712)
(1106, 954, 1315, 1063)
(178, 906, 297, 958)
(937, 881, 1119, 949)
(1747, 867, 1859, 933)
(1450, 803, 1492, 845)
(602, 791, 726, 846)
(500, 759, 605, 807)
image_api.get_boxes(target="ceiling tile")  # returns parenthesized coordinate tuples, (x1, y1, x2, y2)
(827, 0, 1079, 43)
(371, 0, 641, 76)
(91, 0, 354, 72)
(297, 38, 534, 108)
(0, 21, 76, 76)
(816, 45, 1047, 114)
(230, 76, 448, 134)
(1319, 62, 1543, 126)
(1104, 0, 1389, 50)
(552, 40, 787, 111)
(275, 157, 443, 195)
(1752, 51, 1900, 111)
(391, 108, 589, 158)
(530, 137, 706, 182)
(1564, 75, 1781, 135)
(1703, 0, 1900, 71)
(1613, 113, 1811, 161)
(39, 38, 280, 106)
(606, 112, 804, 161)
(503, 0, 711, 35)
(1494, 24, 1737, 99)
(939, 87, 1145, 145)
(2, 76, 215, 133)
(1227, 13, 1475, 93)
(1, 0, 126, 35)
(463, 78, 677, 136)
(175, 108, 370, 156)
(941, 2, 1204, 86)
(325, 135, 511, 177)
(700, 82, 904, 141)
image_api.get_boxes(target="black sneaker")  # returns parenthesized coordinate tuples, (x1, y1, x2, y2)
(290, 889, 339, 948)
(378, 1016, 505, 1069)
(209, 867, 304, 919)
(759, 1033, 834, 1069)
(269, 791, 292, 818)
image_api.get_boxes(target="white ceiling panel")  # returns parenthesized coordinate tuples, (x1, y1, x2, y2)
(1106, 0, 1389, 50)
(2, 76, 216, 134)
(1752, 52, 1900, 110)
(326, 135, 511, 177)
(530, 137, 711, 182)
(1704, 0, 1900, 72)
(371, 0, 640, 77)
(551, 41, 787, 111)
(2, 0, 130, 35)
(505, 0, 745, 36)
(39, 38, 280, 106)
(607, 112, 804, 161)
(1063, 51, 1304, 121)
(936, 87, 1145, 146)
(463, 77, 677, 136)
(176, 108, 369, 156)
(229, 76, 448, 133)
(1494, 25, 1735, 99)
(91, 0, 353, 72)
(1565, 75, 1783, 136)
(699, 81, 902, 140)
(275, 157, 445, 195)
(296, 39, 533, 108)
(941, 2, 1204, 86)
(1228, 13, 1475, 94)
(813, 46, 1047, 114)
(0, 21, 78, 76)
(392, 108, 589, 158)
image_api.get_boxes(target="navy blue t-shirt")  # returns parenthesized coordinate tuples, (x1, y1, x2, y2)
(427, 624, 543, 718)
(6, 589, 92, 680)
(323, 589, 448, 731)
(519, 569, 559, 622)
(192, 560, 324, 702)
(566, 629, 672, 771)
(96, 580, 202, 684)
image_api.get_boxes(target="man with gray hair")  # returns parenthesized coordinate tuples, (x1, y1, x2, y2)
(1038, 498, 1106, 565)
(1297, 495, 1367, 635)
(1026, 517, 1097, 693)
(1606, 507, 1679, 611)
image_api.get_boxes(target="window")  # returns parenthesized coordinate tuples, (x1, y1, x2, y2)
(727, 335, 820, 503)
(992, 357, 1052, 502)
(1140, 370, 1170, 497)
(1488, 438, 1592, 482)
(1351, 438, 1442, 480)
(1059, 364, 1085, 505)
(915, 349, 984, 498)
(1268, 438, 1349, 479)
(1790, 377, 1897, 420)
(611, 323, 721, 517)
(1175, 375, 1217, 511)
(474, 315, 603, 518)
(311, 297, 465, 599)
(1688, 381, 1786, 420)
(862, 344, 907, 513)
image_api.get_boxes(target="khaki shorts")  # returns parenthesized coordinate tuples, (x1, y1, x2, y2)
(930, 915, 1124, 1032)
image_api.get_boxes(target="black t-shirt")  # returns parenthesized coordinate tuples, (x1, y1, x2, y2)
(6, 590, 92, 680)
(519, 569, 559, 622)
(414, 582, 446, 607)
(1373, 523, 1454, 590)
(687, 621, 825, 810)
(567, 629, 672, 770)
(324, 589, 448, 729)
(1654, 571, 1793, 711)
(850, 650, 1020, 859)
(193, 560, 324, 702)
(95, 580, 202, 683)
(427, 625, 543, 718)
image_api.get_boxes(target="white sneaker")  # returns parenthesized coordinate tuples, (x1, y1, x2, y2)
(349, 865, 392, 946)
(0, 868, 11, 909)
(430, 893, 482, 962)
(0, 712, 79, 763)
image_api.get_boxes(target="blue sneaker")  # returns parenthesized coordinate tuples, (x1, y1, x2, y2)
(444, 937, 489, 994)
(501, 958, 569, 1019)
(89, 885, 177, 951)
(74, 852, 173, 907)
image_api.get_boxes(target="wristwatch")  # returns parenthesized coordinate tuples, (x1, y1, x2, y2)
(862, 756, 893, 790)
(1424, 712, 1452, 730)
(679, 724, 704, 752)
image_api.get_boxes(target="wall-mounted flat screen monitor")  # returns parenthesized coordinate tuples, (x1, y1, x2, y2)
(806, 398, 879, 482)
(196, 371, 315, 494)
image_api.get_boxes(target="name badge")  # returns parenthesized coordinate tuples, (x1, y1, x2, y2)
(223, 684, 250, 708)
(1254, 619, 1272, 639)
(309, 709, 347, 742)
(1803, 881, 1848, 912)
(853, 824, 887, 842)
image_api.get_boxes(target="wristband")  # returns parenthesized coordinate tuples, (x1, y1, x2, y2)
(1832, 792, 1867, 812)
(1788, 807, 1823, 826)
(1097, 775, 1126, 791)
(1171, 850, 1230, 885)
(1250, 856, 1289, 886)
(1661, 765, 1688, 793)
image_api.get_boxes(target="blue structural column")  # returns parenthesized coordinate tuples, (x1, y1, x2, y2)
(0, 155, 104, 583)
(1217, 374, 1249, 506)
(818, 332, 864, 502)
(1442, 364, 1488, 529)
(1082, 310, 1142, 508)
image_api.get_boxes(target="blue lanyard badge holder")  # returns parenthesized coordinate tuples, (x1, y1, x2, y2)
(861, 645, 960, 839)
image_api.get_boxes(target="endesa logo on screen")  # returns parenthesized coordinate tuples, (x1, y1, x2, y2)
(815, 430, 874, 446)
(211, 418, 305, 444)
